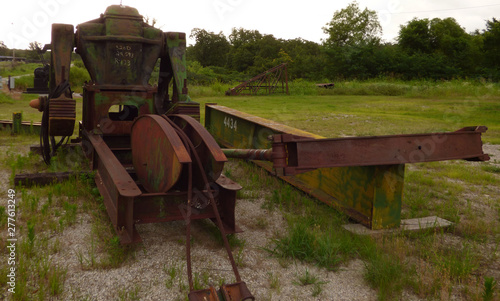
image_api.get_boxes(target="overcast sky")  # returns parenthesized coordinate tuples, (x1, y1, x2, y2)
(1, 0, 499, 50)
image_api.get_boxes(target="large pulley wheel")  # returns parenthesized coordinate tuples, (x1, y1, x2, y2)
(131, 114, 226, 193)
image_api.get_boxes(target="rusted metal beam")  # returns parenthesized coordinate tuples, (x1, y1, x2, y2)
(271, 128, 489, 176)
(86, 131, 141, 244)
(205, 104, 489, 230)
(14, 171, 89, 187)
(222, 127, 489, 176)
(222, 148, 272, 161)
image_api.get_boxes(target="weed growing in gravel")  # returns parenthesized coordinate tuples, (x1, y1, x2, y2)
(294, 269, 327, 297)
(363, 249, 405, 301)
(201, 219, 246, 249)
(235, 246, 246, 267)
(164, 264, 179, 289)
(483, 277, 497, 301)
(267, 272, 280, 292)
(0, 141, 136, 300)
(295, 269, 320, 286)
(116, 284, 141, 301)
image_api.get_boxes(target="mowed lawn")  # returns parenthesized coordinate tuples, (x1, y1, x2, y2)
(196, 94, 500, 144)
(2, 92, 499, 143)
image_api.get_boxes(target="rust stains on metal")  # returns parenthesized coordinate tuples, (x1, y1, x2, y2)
(225, 63, 289, 96)
(131, 115, 191, 193)
(270, 127, 489, 176)
(205, 104, 489, 230)
(222, 148, 273, 161)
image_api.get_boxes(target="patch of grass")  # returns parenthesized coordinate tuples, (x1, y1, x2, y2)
(266, 216, 365, 270)
(201, 219, 246, 249)
(267, 272, 280, 292)
(164, 263, 181, 289)
(12, 75, 34, 90)
(0, 206, 7, 227)
(235, 246, 245, 267)
(116, 284, 141, 301)
(48, 265, 67, 296)
(482, 165, 500, 174)
(0, 91, 14, 104)
(483, 277, 497, 301)
(295, 269, 325, 287)
(432, 244, 480, 281)
(0, 62, 41, 77)
(363, 250, 405, 301)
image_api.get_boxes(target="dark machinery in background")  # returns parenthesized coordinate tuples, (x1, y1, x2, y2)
(27, 4, 489, 301)
(25, 44, 50, 94)
(25, 64, 50, 94)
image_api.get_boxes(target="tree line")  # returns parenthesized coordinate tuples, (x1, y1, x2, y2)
(1, 2, 498, 82)
(187, 2, 500, 82)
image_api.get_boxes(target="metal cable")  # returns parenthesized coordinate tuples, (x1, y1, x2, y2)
(162, 115, 242, 290)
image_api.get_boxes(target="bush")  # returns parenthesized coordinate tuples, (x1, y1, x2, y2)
(12, 75, 35, 91)
(69, 66, 91, 91)
(0, 92, 13, 104)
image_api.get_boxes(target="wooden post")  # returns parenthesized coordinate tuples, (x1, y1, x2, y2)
(12, 112, 22, 134)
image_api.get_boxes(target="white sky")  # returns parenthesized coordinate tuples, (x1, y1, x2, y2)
(1, 0, 499, 50)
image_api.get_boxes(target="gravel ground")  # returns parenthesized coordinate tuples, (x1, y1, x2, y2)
(2, 141, 498, 300)
(53, 196, 389, 301)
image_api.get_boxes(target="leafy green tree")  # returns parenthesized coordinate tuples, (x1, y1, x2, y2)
(397, 18, 433, 54)
(282, 38, 325, 80)
(397, 17, 477, 78)
(0, 41, 8, 56)
(189, 28, 230, 67)
(322, 1, 381, 48)
(28, 41, 43, 61)
(228, 28, 263, 48)
(227, 28, 263, 72)
(483, 18, 500, 69)
(322, 1, 382, 79)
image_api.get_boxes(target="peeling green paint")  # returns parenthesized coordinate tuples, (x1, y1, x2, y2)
(206, 105, 406, 229)
(94, 93, 110, 106)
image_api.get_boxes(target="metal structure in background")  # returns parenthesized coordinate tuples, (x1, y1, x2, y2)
(205, 104, 489, 230)
(225, 63, 289, 96)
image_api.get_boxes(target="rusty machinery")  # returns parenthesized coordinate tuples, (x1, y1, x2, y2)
(27, 4, 489, 301)
(30, 5, 253, 300)
(225, 63, 289, 96)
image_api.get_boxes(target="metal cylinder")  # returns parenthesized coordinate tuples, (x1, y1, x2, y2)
(222, 148, 272, 161)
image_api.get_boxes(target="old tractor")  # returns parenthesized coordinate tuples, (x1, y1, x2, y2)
(27, 4, 489, 301)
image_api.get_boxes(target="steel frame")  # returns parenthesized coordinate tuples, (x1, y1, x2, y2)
(205, 104, 489, 230)
(84, 129, 241, 244)
(226, 63, 289, 96)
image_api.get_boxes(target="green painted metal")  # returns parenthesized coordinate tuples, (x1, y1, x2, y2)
(165, 32, 190, 104)
(48, 24, 76, 137)
(160, 33, 200, 118)
(76, 5, 163, 86)
(205, 104, 404, 229)
(12, 112, 22, 134)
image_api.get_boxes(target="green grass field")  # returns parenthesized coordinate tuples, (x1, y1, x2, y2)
(0, 78, 499, 300)
(195, 94, 500, 144)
